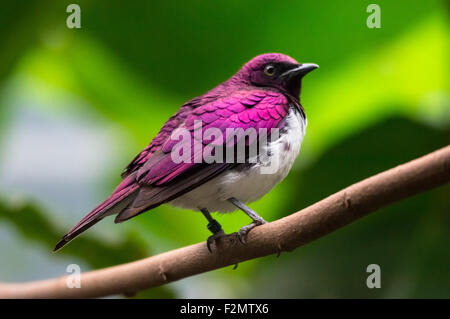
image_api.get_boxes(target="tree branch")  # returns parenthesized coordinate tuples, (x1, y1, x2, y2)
(1, 145, 449, 298)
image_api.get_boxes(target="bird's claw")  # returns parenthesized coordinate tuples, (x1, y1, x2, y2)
(206, 229, 226, 253)
(237, 219, 266, 244)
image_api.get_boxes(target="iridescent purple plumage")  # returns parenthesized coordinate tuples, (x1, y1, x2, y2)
(55, 53, 318, 251)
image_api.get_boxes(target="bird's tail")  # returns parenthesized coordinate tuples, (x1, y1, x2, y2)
(53, 174, 139, 251)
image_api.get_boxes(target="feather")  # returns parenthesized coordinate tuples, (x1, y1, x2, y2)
(53, 174, 139, 251)
(55, 70, 296, 249)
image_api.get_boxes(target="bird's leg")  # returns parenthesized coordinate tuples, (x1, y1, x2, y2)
(201, 208, 226, 252)
(228, 197, 267, 244)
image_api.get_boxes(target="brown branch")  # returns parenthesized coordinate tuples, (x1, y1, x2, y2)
(1, 145, 449, 298)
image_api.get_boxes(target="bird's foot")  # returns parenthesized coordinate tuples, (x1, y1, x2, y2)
(227, 197, 267, 244)
(206, 218, 226, 252)
(237, 218, 266, 244)
(206, 229, 226, 253)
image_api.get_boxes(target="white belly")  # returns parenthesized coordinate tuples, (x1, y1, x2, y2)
(169, 108, 306, 213)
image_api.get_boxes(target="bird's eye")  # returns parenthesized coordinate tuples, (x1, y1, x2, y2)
(264, 64, 275, 76)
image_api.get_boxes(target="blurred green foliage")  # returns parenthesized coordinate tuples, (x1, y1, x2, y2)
(0, 1, 448, 298)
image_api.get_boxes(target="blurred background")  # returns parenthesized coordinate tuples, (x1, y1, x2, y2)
(0, 0, 448, 298)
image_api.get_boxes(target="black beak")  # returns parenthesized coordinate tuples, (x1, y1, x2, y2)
(280, 63, 319, 79)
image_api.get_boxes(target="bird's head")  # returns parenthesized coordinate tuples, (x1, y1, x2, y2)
(233, 53, 318, 99)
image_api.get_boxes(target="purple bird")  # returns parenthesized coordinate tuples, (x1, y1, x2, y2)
(54, 53, 318, 251)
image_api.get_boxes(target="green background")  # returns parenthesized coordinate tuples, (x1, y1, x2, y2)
(0, 1, 448, 298)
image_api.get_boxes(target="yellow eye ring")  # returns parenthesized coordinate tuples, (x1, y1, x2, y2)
(264, 64, 275, 76)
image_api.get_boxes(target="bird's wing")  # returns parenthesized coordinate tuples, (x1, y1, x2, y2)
(121, 101, 198, 178)
(115, 89, 289, 221)
(54, 90, 289, 250)
(55, 99, 201, 250)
